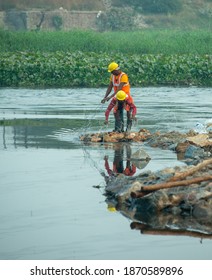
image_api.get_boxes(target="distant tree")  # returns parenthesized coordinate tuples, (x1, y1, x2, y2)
(113, 0, 141, 6)
(112, 0, 142, 12)
(113, 0, 182, 14)
(140, 0, 183, 14)
(96, 7, 136, 31)
(52, 15, 63, 30)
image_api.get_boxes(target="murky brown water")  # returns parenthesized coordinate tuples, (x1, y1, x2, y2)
(0, 87, 212, 260)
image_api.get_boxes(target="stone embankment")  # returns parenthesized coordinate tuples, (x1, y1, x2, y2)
(0, 9, 98, 30)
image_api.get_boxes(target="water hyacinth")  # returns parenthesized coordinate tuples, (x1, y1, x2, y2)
(0, 51, 211, 87)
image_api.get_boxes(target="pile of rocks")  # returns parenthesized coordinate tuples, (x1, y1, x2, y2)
(81, 129, 212, 237)
(81, 129, 211, 163)
(105, 158, 212, 237)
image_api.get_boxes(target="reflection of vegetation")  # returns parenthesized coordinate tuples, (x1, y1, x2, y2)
(2, 124, 79, 150)
(0, 118, 100, 128)
(0, 117, 101, 149)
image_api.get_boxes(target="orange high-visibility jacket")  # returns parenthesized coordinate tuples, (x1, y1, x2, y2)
(110, 72, 130, 94)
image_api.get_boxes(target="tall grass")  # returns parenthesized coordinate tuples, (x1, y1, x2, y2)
(0, 29, 211, 54)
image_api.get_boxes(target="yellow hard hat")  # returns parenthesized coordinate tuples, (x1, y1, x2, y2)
(107, 205, 116, 212)
(108, 62, 119, 72)
(116, 90, 127, 101)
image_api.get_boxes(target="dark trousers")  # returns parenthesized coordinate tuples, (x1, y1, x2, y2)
(114, 109, 132, 132)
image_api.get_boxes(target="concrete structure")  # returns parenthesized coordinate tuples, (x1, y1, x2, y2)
(0, 9, 99, 31)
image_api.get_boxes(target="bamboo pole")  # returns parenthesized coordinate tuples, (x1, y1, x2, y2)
(139, 175, 212, 193)
(168, 158, 212, 182)
(130, 222, 212, 239)
(131, 191, 151, 199)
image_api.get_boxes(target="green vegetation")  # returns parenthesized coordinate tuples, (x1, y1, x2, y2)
(0, 51, 211, 87)
(0, 29, 211, 88)
(0, 29, 211, 54)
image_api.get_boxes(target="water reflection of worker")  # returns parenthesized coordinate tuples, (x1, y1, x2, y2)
(104, 90, 137, 132)
(104, 144, 136, 177)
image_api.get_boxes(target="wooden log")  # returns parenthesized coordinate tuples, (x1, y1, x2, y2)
(139, 175, 212, 193)
(168, 158, 212, 182)
(131, 190, 151, 199)
(130, 223, 212, 239)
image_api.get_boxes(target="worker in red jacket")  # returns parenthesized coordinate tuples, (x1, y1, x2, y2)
(104, 90, 137, 132)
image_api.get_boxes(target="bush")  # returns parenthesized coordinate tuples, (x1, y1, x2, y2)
(52, 15, 63, 30)
(141, 0, 183, 14)
(96, 7, 136, 31)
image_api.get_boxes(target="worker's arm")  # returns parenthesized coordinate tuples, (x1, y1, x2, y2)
(101, 81, 113, 103)
(105, 82, 126, 101)
(104, 156, 113, 176)
(104, 99, 115, 124)
(128, 102, 137, 119)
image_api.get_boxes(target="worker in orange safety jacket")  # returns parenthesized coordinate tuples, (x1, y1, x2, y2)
(101, 62, 133, 104)
(104, 90, 137, 132)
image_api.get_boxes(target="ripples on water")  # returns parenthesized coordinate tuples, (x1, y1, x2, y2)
(0, 87, 212, 260)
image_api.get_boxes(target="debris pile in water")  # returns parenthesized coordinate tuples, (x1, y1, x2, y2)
(105, 158, 212, 238)
(80, 128, 151, 143)
(81, 129, 212, 237)
(81, 129, 212, 163)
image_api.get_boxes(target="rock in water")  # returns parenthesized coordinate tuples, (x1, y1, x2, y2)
(131, 148, 151, 161)
(130, 148, 151, 169)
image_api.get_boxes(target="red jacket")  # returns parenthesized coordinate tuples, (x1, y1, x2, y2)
(104, 158, 136, 177)
(105, 96, 137, 121)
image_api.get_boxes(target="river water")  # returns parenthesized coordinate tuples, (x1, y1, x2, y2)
(0, 87, 211, 260)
